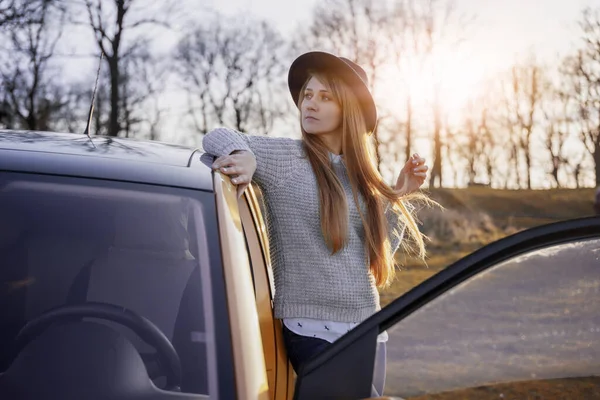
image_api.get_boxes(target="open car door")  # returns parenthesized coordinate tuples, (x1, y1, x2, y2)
(294, 216, 600, 400)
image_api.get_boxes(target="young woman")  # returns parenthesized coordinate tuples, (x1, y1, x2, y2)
(202, 51, 431, 396)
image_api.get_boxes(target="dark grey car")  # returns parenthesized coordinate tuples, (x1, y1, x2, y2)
(1, 130, 599, 400)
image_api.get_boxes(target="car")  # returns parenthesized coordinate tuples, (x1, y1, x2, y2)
(0, 130, 599, 400)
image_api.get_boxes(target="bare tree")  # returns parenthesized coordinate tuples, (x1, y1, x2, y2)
(542, 80, 576, 188)
(174, 15, 287, 136)
(70, 0, 175, 137)
(49, 80, 100, 134)
(473, 79, 506, 188)
(570, 151, 589, 188)
(384, 1, 413, 165)
(499, 58, 546, 189)
(381, 0, 433, 170)
(297, 0, 389, 90)
(446, 79, 500, 188)
(0, 92, 13, 128)
(0, 1, 67, 131)
(561, 7, 600, 186)
(0, 0, 48, 27)
(459, 100, 481, 185)
(118, 42, 168, 139)
(412, 0, 470, 189)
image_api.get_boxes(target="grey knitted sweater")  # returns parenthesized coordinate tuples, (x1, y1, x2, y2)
(202, 127, 405, 323)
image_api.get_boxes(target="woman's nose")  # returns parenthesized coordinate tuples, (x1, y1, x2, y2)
(304, 99, 317, 111)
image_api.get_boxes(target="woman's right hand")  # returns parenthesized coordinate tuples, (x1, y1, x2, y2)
(211, 150, 257, 198)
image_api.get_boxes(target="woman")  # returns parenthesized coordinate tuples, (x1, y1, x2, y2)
(202, 51, 431, 396)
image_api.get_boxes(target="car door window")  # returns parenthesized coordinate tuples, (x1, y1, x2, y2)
(385, 237, 600, 399)
(0, 172, 227, 397)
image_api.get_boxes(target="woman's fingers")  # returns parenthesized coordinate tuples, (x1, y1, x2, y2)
(213, 161, 247, 176)
(212, 152, 256, 198)
(411, 154, 425, 163)
(216, 152, 249, 165)
(413, 161, 428, 178)
(220, 165, 241, 175)
(213, 154, 253, 173)
(233, 174, 253, 185)
(212, 155, 233, 169)
(413, 165, 428, 175)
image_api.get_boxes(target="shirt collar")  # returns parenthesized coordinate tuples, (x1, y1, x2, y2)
(328, 152, 344, 165)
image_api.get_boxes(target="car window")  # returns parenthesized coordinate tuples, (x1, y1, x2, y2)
(385, 237, 600, 399)
(0, 172, 223, 396)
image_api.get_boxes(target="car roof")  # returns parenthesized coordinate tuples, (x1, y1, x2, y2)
(0, 130, 213, 191)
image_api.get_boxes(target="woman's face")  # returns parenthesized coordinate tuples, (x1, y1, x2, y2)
(301, 76, 342, 136)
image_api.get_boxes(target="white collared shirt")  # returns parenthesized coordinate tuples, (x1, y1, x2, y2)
(283, 317, 389, 343)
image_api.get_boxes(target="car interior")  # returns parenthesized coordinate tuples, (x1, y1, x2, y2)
(0, 174, 212, 399)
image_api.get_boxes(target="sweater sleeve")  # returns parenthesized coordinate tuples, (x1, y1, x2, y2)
(202, 127, 302, 188)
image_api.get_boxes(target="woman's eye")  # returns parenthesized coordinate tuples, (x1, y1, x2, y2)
(304, 93, 312, 99)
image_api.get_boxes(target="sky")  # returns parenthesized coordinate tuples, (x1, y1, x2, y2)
(204, 0, 595, 68)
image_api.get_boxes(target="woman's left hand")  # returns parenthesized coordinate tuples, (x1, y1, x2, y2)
(395, 153, 428, 194)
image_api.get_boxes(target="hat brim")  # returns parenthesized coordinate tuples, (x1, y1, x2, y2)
(288, 51, 377, 133)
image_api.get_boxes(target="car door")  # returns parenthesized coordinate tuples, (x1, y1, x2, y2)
(293, 216, 600, 400)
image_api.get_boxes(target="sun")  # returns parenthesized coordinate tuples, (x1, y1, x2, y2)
(377, 46, 484, 125)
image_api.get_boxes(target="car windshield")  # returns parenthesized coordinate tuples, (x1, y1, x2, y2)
(0, 172, 220, 396)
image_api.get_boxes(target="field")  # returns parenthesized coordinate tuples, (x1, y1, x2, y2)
(380, 187, 597, 306)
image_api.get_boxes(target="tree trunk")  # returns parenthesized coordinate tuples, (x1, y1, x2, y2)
(525, 149, 532, 189)
(429, 98, 443, 189)
(551, 157, 560, 188)
(511, 144, 520, 189)
(486, 158, 493, 187)
(429, 131, 442, 188)
(595, 141, 600, 186)
(108, 58, 120, 137)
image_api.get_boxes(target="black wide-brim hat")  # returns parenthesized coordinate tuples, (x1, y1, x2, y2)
(288, 51, 377, 134)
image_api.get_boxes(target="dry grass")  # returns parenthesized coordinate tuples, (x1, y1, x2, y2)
(425, 187, 596, 230)
(380, 187, 597, 306)
(408, 376, 600, 400)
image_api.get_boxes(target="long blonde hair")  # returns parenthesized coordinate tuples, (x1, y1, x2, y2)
(299, 71, 432, 288)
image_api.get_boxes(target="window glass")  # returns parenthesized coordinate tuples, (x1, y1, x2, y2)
(0, 172, 220, 395)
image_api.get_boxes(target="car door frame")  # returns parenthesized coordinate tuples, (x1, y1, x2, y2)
(293, 216, 600, 400)
(213, 172, 270, 400)
(238, 183, 296, 400)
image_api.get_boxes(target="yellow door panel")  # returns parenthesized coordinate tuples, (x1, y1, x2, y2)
(214, 173, 269, 400)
